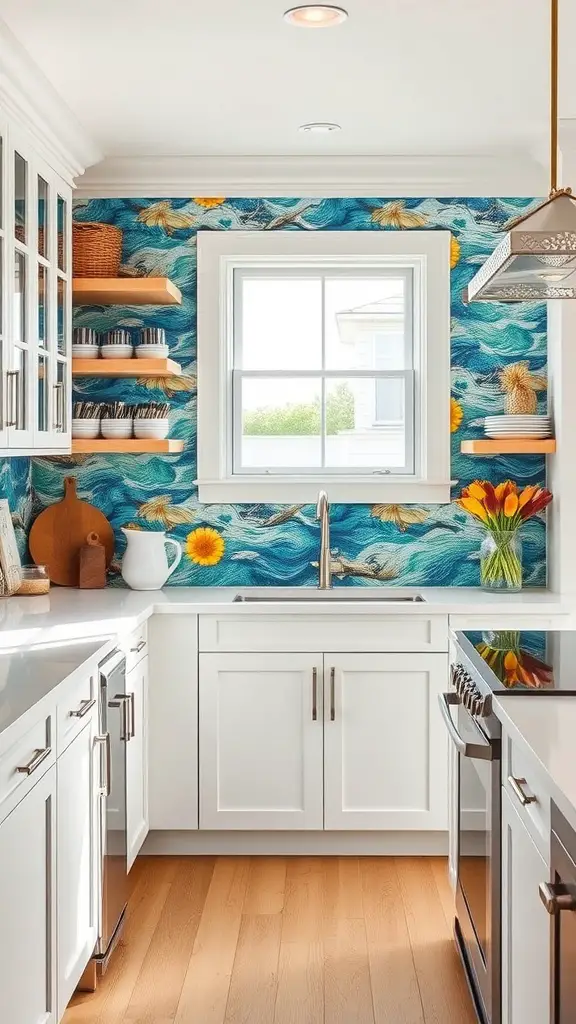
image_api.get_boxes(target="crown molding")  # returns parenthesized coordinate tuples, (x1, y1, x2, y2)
(0, 17, 102, 183)
(75, 153, 548, 199)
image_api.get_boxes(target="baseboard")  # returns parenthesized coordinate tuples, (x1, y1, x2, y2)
(142, 830, 449, 856)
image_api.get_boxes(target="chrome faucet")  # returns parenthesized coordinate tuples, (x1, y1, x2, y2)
(316, 490, 332, 589)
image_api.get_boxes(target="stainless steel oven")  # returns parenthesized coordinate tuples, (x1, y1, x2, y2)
(440, 655, 502, 1024)
(540, 802, 576, 1022)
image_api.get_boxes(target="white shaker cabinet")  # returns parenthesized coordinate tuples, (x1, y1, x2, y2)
(501, 786, 550, 1024)
(199, 653, 324, 830)
(323, 653, 448, 830)
(126, 656, 149, 869)
(0, 766, 57, 1024)
(0, 119, 72, 455)
(56, 712, 98, 1019)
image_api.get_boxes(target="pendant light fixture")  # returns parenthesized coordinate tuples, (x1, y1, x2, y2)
(465, 0, 576, 302)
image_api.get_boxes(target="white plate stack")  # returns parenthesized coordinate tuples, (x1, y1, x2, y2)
(484, 415, 552, 439)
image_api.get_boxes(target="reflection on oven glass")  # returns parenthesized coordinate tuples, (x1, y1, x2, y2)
(459, 717, 491, 963)
(474, 630, 553, 690)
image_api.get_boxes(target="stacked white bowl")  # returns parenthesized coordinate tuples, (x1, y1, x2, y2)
(484, 415, 552, 439)
(101, 329, 134, 359)
(135, 327, 169, 359)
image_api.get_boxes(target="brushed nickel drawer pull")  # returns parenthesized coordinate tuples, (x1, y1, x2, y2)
(69, 698, 96, 719)
(6, 370, 19, 427)
(330, 667, 336, 721)
(95, 734, 111, 796)
(130, 639, 146, 653)
(53, 382, 64, 430)
(312, 667, 317, 721)
(539, 881, 576, 914)
(508, 775, 537, 807)
(16, 746, 51, 776)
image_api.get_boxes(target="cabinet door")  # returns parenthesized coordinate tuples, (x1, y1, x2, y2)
(324, 653, 449, 830)
(199, 653, 323, 830)
(501, 787, 549, 1024)
(127, 657, 149, 869)
(0, 766, 57, 1024)
(57, 714, 98, 1018)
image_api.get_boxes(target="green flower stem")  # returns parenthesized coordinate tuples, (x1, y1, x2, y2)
(480, 530, 522, 589)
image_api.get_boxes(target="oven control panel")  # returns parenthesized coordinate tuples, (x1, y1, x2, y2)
(451, 663, 493, 718)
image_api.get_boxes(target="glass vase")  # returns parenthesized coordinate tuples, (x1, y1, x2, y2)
(480, 531, 522, 593)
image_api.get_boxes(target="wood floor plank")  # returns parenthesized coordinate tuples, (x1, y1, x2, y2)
(64, 858, 178, 1024)
(323, 857, 363, 927)
(224, 914, 283, 1023)
(429, 857, 456, 932)
(174, 856, 250, 1024)
(396, 857, 476, 1024)
(281, 858, 325, 944)
(123, 857, 215, 1023)
(243, 857, 287, 916)
(324, 917, 375, 1024)
(361, 857, 424, 1024)
(274, 941, 324, 1024)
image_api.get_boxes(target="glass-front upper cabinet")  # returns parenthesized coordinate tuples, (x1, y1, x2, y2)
(0, 118, 72, 454)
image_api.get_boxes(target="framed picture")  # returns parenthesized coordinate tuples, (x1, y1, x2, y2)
(0, 499, 22, 595)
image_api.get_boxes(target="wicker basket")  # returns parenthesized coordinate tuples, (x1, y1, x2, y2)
(73, 222, 122, 278)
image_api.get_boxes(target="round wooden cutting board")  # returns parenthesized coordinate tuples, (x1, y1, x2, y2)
(29, 477, 115, 587)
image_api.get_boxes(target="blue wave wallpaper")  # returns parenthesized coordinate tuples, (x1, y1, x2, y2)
(32, 195, 548, 587)
(0, 457, 32, 559)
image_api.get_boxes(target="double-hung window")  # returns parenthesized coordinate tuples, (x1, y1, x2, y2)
(197, 230, 451, 503)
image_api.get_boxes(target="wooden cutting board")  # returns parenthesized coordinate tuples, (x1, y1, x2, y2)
(30, 477, 115, 587)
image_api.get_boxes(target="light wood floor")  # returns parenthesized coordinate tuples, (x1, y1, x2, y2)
(64, 855, 476, 1024)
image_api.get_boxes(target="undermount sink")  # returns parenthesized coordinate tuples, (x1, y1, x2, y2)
(233, 591, 425, 603)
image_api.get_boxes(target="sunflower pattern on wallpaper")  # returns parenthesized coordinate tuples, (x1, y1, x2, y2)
(32, 195, 548, 588)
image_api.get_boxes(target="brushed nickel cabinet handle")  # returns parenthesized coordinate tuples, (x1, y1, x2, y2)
(330, 667, 335, 721)
(128, 691, 135, 739)
(95, 734, 111, 796)
(69, 698, 96, 719)
(312, 667, 317, 721)
(130, 639, 146, 654)
(53, 382, 64, 430)
(539, 881, 576, 914)
(508, 775, 537, 807)
(6, 370, 19, 427)
(16, 746, 51, 776)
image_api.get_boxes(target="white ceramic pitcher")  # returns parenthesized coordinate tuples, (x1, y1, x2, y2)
(121, 528, 182, 590)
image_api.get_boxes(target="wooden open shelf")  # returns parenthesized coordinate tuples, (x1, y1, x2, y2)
(72, 357, 182, 378)
(461, 439, 556, 455)
(72, 277, 182, 306)
(71, 439, 185, 454)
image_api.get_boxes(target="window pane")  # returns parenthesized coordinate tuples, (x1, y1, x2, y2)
(57, 195, 67, 272)
(38, 176, 48, 257)
(38, 264, 47, 347)
(324, 377, 407, 469)
(324, 276, 407, 370)
(38, 355, 48, 431)
(14, 152, 27, 244)
(14, 250, 26, 343)
(57, 276, 66, 354)
(239, 377, 321, 468)
(239, 276, 322, 370)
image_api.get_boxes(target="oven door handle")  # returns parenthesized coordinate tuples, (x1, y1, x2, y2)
(438, 692, 495, 761)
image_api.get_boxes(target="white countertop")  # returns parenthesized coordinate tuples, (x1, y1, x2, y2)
(0, 586, 571, 649)
(0, 638, 109, 737)
(495, 694, 576, 833)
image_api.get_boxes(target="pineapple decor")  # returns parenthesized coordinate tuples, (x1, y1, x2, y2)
(498, 361, 547, 415)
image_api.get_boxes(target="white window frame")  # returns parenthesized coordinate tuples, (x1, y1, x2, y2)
(197, 230, 451, 504)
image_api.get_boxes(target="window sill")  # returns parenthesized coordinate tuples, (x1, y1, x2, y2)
(196, 477, 452, 504)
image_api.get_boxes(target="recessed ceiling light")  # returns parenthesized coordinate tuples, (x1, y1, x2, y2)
(284, 5, 348, 28)
(299, 122, 341, 133)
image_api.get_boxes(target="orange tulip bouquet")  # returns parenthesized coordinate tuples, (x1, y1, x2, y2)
(456, 480, 552, 592)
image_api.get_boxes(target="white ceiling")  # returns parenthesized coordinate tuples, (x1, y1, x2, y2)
(0, 0, 574, 161)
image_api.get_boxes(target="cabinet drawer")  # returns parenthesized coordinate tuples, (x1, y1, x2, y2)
(503, 735, 551, 859)
(0, 710, 55, 824)
(121, 621, 148, 672)
(199, 614, 448, 653)
(56, 670, 97, 754)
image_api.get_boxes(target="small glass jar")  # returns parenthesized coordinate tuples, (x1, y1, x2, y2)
(480, 531, 522, 593)
(16, 564, 50, 596)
